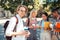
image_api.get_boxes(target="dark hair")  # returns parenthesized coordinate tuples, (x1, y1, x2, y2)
(52, 7, 60, 15)
(42, 11, 49, 21)
(52, 7, 58, 12)
(57, 7, 60, 15)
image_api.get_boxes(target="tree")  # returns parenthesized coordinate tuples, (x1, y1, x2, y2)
(0, 0, 34, 13)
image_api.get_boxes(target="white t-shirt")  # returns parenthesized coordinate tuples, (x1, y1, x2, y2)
(5, 14, 26, 40)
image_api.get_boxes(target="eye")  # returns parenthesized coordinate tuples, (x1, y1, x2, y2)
(20, 9, 26, 12)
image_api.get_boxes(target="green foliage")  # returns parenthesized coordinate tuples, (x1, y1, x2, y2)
(0, 0, 34, 13)
(43, 0, 60, 10)
(0, 0, 60, 14)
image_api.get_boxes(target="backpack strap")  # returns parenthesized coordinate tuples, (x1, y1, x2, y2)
(12, 16, 18, 37)
(27, 18, 30, 26)
(13, 16, 18, 32)
(15, 16, 18, 24)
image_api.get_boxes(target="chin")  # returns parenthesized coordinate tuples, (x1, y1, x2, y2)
(22, 16, 24, 18)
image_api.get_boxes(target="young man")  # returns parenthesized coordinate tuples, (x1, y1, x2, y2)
(5, 5, 30, 40)
(50, 7, 60, 40)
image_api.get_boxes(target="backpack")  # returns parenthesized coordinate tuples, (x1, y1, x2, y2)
(4, 21, 9, 32)
(4, 16, 18, 40)
(55, 22, 60, 32)
(55, 22, 60, 29)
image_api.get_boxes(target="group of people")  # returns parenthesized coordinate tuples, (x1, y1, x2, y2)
(5, 5, 60, 40)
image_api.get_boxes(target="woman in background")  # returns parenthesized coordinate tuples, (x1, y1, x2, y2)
(38, 12, 51, 40)
(27, 9, 38, 40)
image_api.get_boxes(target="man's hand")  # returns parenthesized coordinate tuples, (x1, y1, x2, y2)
(19, 31, 28, 35)
(25, 31, 30, 38)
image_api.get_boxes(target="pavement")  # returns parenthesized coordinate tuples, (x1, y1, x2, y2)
(0, 19, 9, 40)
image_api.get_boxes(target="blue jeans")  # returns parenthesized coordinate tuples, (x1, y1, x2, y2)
(27, 29, 37, 40)
(36, 29, 40, 40)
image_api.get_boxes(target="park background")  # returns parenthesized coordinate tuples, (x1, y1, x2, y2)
(0, 0, 60, 40)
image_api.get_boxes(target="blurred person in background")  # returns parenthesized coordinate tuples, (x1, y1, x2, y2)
(27, 9, 38, 40)
(38, 12, 51, 40)
(50, 7, 60, 40)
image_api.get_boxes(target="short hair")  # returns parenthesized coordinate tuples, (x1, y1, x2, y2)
(52, 7, 60, 14)
(52, 7, 58, 12)
(42, 11, 49, 21)
(42, 11, 48, 17)
(16, 5, 28, 13)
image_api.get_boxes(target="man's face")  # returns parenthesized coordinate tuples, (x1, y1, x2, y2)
(17, 7, 26, 18)
(52, 11, 58, 18)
